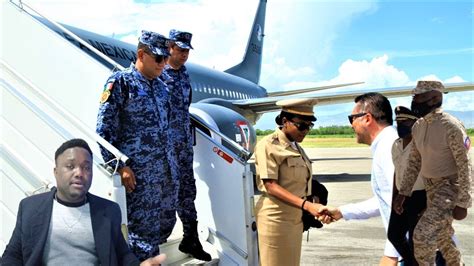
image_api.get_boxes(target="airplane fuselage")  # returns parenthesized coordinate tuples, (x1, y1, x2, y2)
(53, 23, 268, 104)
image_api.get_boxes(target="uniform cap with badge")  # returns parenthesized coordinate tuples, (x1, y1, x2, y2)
(139, 30, 170, 56)
(275, 98, 318, 126)
(394, 106, 419, 121)
(169, 29, 194, 50)
(412, 80, 445, 95)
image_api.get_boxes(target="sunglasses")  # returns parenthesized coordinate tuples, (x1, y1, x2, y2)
(348, 112, 367, 124)
(288, 120, 314, 131)
(147, 53, 168, 64)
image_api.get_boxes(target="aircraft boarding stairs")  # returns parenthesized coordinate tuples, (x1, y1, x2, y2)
(1, 1, 258, 264)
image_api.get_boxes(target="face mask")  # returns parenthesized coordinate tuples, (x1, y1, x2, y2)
(411, 101, 440, 117)
(397, 125, 412, 139)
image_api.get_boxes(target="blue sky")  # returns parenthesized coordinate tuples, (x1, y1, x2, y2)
(31, 0, 473, 129)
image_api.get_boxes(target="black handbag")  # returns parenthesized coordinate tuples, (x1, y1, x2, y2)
(302, 179, 328, 232)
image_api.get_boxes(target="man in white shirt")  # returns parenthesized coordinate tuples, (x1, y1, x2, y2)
(319, 93, 400, 266)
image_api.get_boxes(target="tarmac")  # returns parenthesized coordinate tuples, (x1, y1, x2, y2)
(301, 147, 474, 266)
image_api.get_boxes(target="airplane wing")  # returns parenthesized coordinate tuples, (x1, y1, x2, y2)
(266, 82, 364, 97)
(233, 82, 474, 114)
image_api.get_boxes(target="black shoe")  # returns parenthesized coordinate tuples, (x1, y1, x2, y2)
(179, 236, 212, 261)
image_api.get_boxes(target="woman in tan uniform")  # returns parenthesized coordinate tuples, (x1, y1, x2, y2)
(255, 99, 324, 266)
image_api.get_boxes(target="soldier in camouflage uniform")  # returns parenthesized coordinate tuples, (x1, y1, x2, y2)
(393, 80, 472, 265)
(159, 29, 211, 261)
(96, 30, 172, 261)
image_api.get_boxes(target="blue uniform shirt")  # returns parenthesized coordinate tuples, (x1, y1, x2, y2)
(97, 64, 170, 166)
(162, 64, 192, 142)
(96, 64, 171, 259)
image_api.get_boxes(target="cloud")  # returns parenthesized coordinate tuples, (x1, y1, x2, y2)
(30, 0, 258, 69)
(260, 1, 378, 91)
(362, 48, 474, 59)
(274, 55, 411, 92)
(444, 76, 465, 83)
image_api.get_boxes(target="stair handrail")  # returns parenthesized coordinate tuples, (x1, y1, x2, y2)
(1, 60, 129, 172)
(0, 143, 52, 196)
(9, 0, 124, 73)
(190, 114, 251, 162)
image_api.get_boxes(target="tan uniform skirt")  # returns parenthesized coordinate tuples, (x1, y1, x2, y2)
(256, 195, 303, 266)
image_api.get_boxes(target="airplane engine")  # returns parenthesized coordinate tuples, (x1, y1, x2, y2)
(190, 103, 257, 156)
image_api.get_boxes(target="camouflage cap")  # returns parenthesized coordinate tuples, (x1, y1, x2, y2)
(394, 106, 418, 121)
(412, 80, 445, 95)
(276, 98, 318, 117)
(138, 30, 170, 56)
(169, 29, 193, 49)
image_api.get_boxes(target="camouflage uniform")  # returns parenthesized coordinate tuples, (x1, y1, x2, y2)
(96, 31, 172, 260)
(399, 108, 472, 265)
(159, 64, 196, 242)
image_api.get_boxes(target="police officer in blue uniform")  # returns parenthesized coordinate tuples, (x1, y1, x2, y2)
(96, 30, 172, 261)
(160, 29, 212, 261)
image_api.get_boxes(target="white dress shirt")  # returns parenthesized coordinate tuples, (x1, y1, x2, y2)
(340, 126, 399, 257)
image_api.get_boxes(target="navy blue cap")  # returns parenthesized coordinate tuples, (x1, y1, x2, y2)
(138, 30, 170, 56)
(169, 29, 193, 49)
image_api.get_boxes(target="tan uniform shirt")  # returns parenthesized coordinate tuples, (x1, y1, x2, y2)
(392, 138, 424, 191)
(254, 128, 313, 266)
(255, 128, 312, 198)
(399, 108, 472, 208)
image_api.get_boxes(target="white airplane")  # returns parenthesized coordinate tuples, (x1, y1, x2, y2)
(1, 0, 473, 264)
(32, 0, 474, 155)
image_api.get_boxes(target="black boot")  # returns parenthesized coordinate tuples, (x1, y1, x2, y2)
(179, 220, 212, 261)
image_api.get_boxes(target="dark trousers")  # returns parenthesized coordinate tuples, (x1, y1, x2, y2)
(388, 190, 426, 266)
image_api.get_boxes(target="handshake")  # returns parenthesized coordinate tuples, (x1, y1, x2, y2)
(303, 201, 342, 231)
(303, 180, 342, 231)
(316, 205, 343, 224)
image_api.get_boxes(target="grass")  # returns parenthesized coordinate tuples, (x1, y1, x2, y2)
(256, 132, 474, 148)
(256, 135, 367, 148)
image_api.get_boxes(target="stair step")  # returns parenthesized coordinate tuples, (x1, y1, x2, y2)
(167, 257, 219, 266)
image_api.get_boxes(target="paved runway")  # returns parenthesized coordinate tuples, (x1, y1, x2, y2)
(300, 147, 473, 266)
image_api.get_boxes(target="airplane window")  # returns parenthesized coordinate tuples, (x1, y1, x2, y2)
(213, 88, 216, 94)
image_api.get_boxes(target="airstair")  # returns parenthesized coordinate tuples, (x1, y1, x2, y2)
(1, 1, 258, 264)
